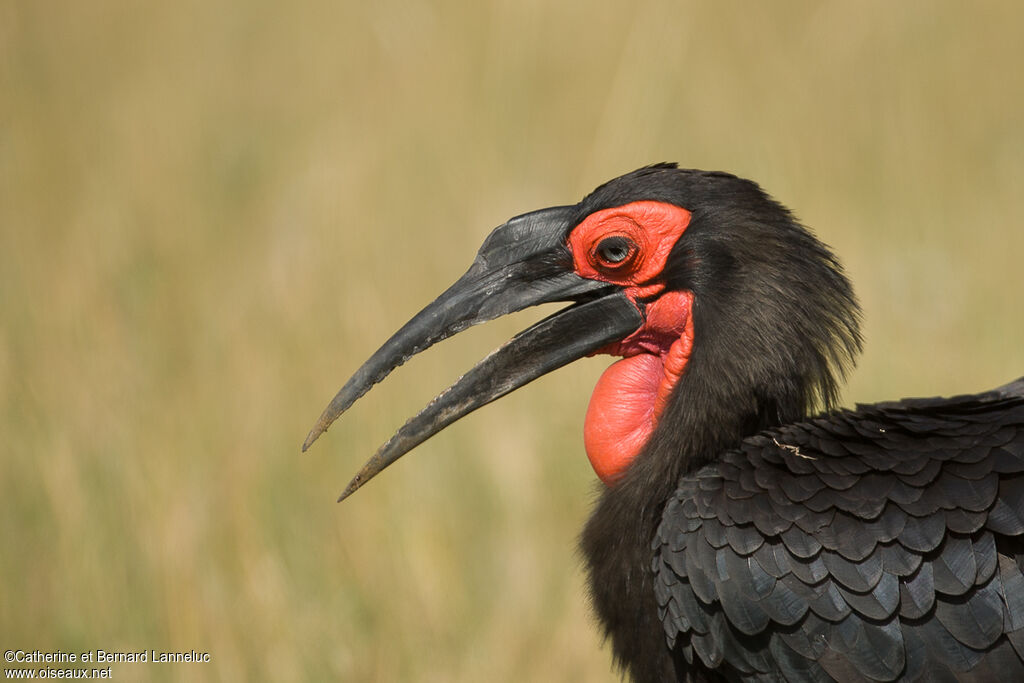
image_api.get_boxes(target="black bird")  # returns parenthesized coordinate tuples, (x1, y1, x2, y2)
(304, 164, 1024, 682)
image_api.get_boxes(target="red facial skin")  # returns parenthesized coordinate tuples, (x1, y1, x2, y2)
(568, 201, 695, 485)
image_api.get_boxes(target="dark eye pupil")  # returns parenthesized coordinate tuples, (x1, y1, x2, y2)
(597, 237, 633, 264)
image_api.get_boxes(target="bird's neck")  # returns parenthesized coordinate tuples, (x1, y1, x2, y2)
(580, 347, 803, 680)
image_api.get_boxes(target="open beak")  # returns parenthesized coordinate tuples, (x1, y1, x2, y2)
(303, 205, 645, 501)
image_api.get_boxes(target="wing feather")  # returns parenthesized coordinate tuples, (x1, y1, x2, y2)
(653, 390, 1024, 680)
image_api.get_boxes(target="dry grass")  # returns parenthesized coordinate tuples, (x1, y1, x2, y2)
(3, 1, 1024, 680)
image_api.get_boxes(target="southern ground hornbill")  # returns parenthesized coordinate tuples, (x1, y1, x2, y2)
(303, 164, 1024, 682)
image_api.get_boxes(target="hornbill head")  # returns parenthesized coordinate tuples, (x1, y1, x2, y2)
(304, 164, 861, 498)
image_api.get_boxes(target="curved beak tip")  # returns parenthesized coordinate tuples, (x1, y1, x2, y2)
(301, 427, 322, 453)
(337, 458, 380, 502)
(303, 399, 348, 452)
(337, 477, 361, 503)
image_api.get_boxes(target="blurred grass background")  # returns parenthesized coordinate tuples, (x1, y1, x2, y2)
(3, 1, 1024, 681)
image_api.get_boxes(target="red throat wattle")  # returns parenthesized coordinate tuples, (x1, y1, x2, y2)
(567, 201, 695, 485)
(584, 292, 694, 484)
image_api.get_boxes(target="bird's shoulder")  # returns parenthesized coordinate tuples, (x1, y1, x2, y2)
(652, 382, 1024, 680)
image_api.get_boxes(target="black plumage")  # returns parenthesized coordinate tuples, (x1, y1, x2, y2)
(305, 164, 1024, 682)
(651, 391, 1024, 681)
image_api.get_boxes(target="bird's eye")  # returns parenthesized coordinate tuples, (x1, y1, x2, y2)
(594, 236, 637, 268)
